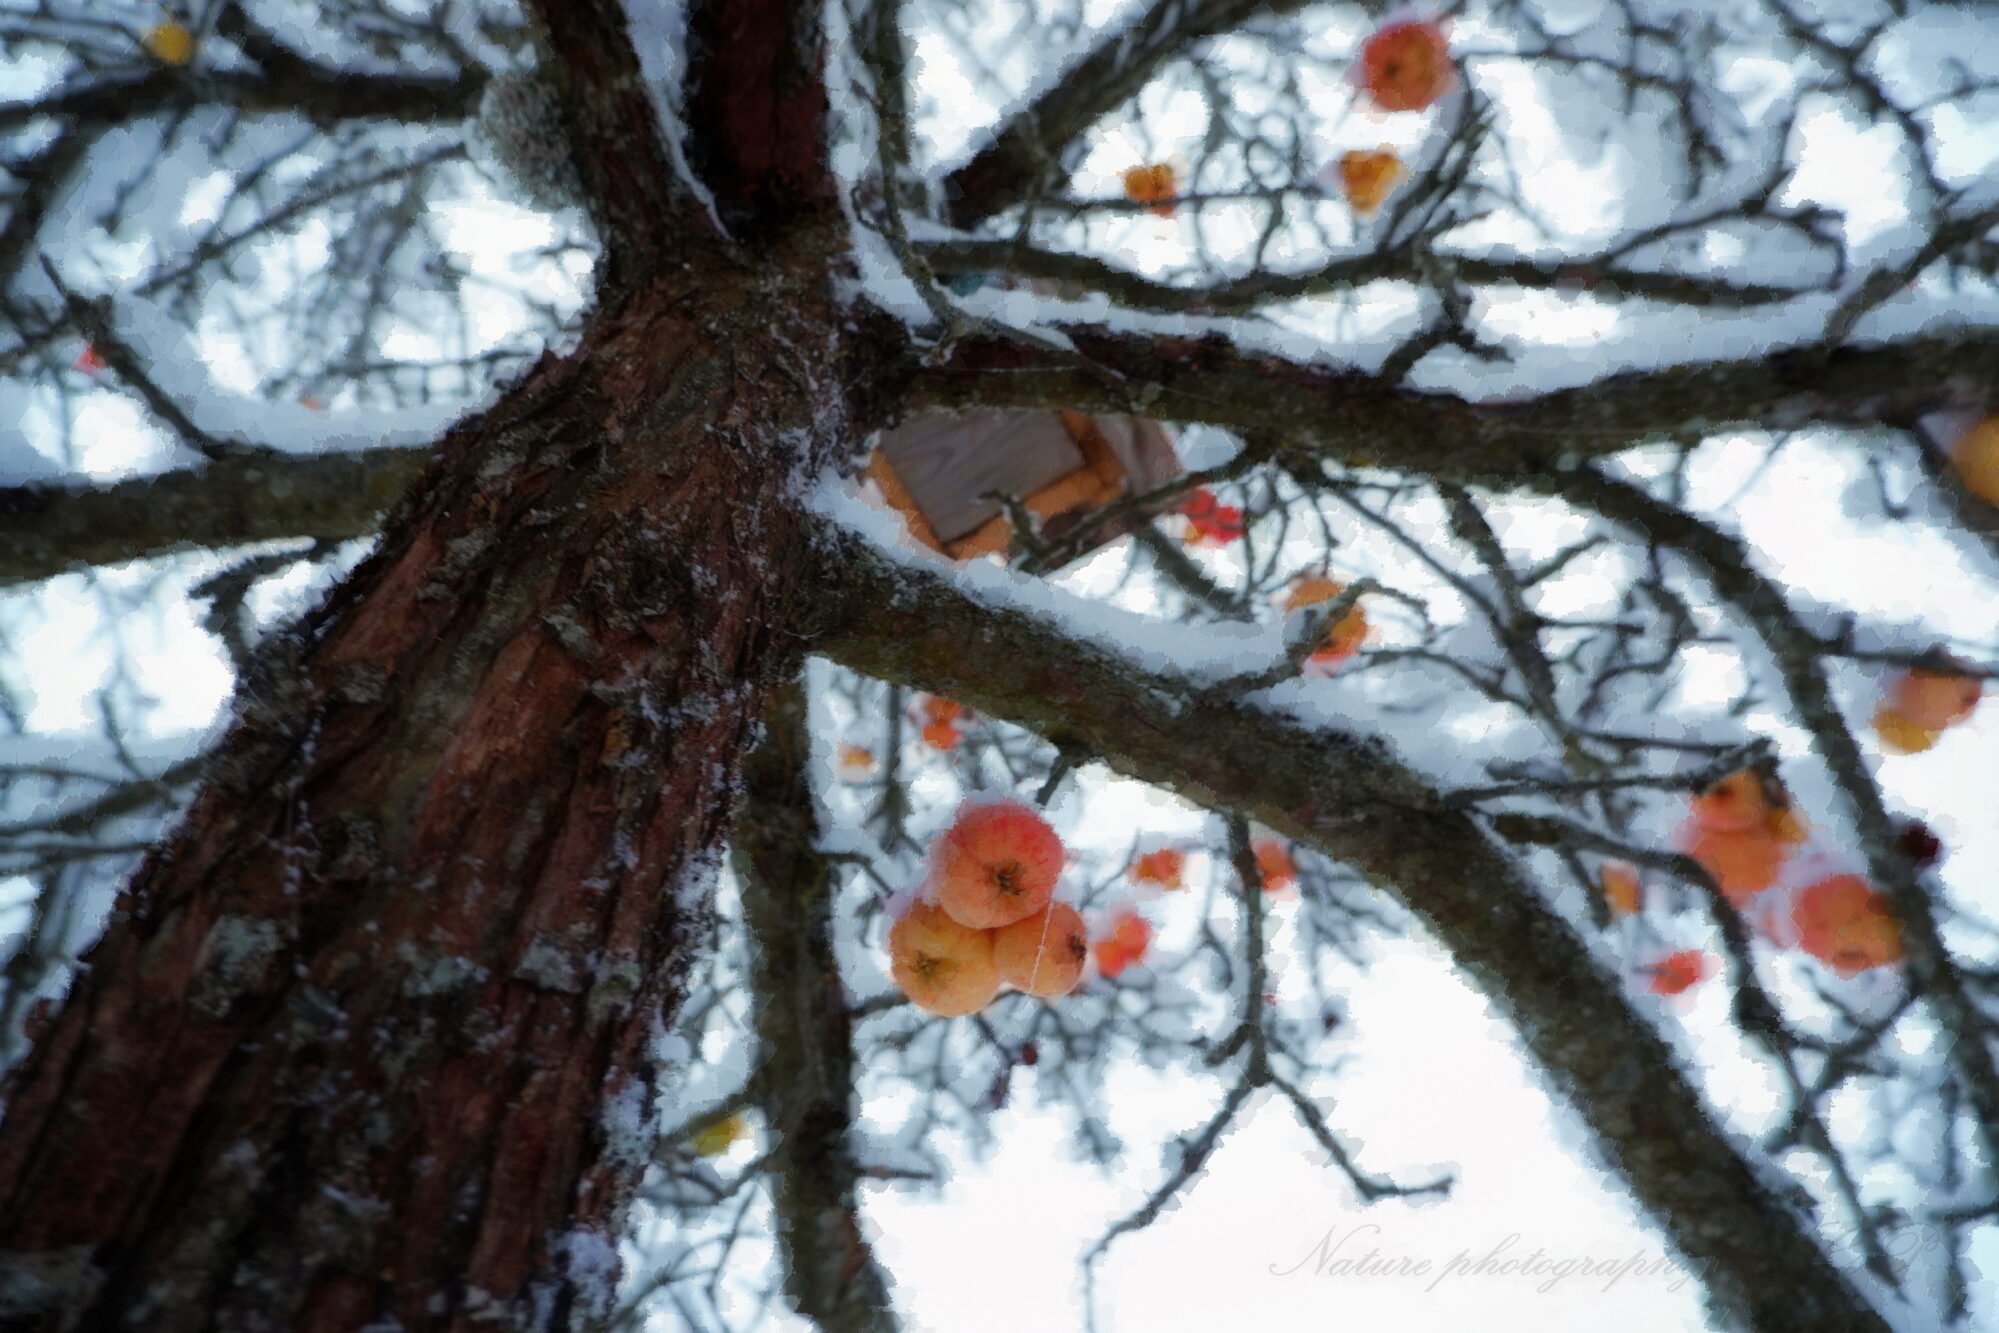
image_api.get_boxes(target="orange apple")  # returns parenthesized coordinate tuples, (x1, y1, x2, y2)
(1354, 17, 1454, 113)
(1641, 949, 1713, 996)
(992, 903, 1089, 997)
(1335, 149, 1407, 216)
(1252, 837, 1297, 892)
(1681, 822, 1787, 906)
(1283, 576, 1369, 671)
(1600, 860, 1642, 919)
(1121, 162, 1178, 218)
(1888, 667, 1981, 731)
(1689, 769, 1770, 833)
(836, 743, 877, 781)
(888, 901, 1001, 1016)
(931, 799, 1064, 929)
(1950, 414, 1999, 505)
(1094, 909, 1154, 979)
(1791, 875, 1903, 976)
(1873, 704, 1941, 755)
(1130, 847, 1187, 891)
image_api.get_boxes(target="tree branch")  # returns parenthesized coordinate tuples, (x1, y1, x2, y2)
(681, 0, 836, 231)
(920, 238, 1816, 314)
(524, 0, 700, 274)
(897, 322, 1999, 479)
(734, 677, 899, 1333)
(0, 53, 484, 138)
(1531, 466, 1999, 1163)
(803, 516, 1891, 1333)
(0, 446, 426, 588)
(941, 0, 1308, 228)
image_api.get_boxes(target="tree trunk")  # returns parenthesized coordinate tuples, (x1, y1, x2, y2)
(0, 235, 857, 1331)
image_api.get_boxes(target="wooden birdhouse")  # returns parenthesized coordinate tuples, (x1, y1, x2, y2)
(867, 409, 1182, 566)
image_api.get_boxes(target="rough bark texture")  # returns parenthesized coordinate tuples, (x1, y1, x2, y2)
(0, 233, 858, 1330)
(15, 328, 1999, 585)
(804, 523, 1893, 1333)
(684, 0, 835, 228)
(903, 324, 1999, 480)
(734, 680, 899, 1333)
(528, 0, 694, 275)
(0, 447, 427, 589)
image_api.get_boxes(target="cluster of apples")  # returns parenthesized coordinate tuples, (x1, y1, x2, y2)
(1618, 767, 1911, 992)
(887, 799, 1089, 1016)
(887, 806, 1314, 1013)
(1872, 664, 1983, 755)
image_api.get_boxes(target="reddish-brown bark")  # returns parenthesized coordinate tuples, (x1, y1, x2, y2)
(0, 232, 863, 1330)
(684, 0, 835, 225)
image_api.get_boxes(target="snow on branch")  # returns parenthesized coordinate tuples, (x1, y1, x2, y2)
(524, 0, 695, 271)
(897, 318, 1999, 480)
(802, 495, 1893, 1333)
(941, 0, 1312, 228)
(0, 446, 427, 588)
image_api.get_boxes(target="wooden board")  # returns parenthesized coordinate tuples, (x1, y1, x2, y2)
(870, 410, 1182, 566)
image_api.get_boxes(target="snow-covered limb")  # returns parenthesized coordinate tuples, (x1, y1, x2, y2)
(522, 0, 697, 274)
(731, 678, 898, 1333)
(897, 320, 1999, 481)
(919, 234, 1821, 315)
(1531, 464, 1999, 1168)
(802, 506, 1891, 1333)
(940, 0, 1313, 228)
(0, 445, 426, 588)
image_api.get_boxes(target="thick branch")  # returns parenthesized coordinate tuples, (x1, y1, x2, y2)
(0, 446, 427, 588)
(803, 520, 1890, 1333)
(1533, 467, 1999, 1157)
(921, 239, 1813, 314)
(525, 0, 696, 274)
(734, 679, 899, 1333)
(941, 0, 1305, 228)
(682, 0, 836, 230)
(899, 323, 1999, 478)
(0, 57, 483, 138)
